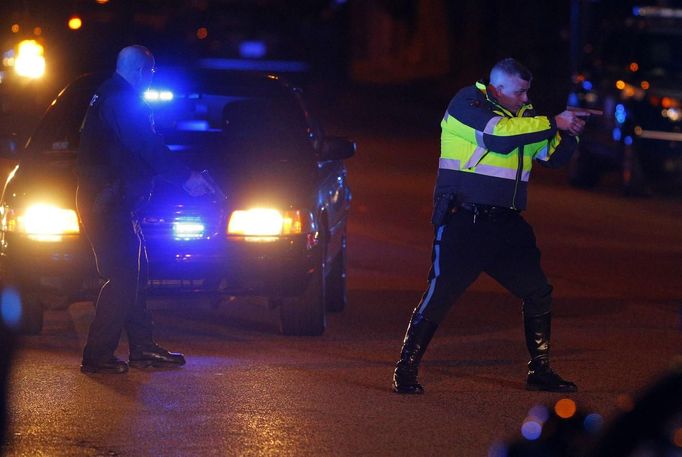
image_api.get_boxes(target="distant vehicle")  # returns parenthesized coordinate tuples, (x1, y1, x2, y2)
(567, 6, 682, 194)
(0, 68, 355, 336)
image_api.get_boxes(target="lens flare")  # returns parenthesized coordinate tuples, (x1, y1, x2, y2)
(1, 287, 22, 328)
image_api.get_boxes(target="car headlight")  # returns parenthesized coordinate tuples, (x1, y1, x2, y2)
(227, 208, 308, 241)
(13, 40, 46, 79)
(6, 204, 79, 242)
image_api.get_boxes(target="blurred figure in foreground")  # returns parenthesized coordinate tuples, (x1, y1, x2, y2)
(0, 325, 14, 447)
(393, 58, 587, 394)
(1, 286, 21, 447)
(494, 366, 682, 456)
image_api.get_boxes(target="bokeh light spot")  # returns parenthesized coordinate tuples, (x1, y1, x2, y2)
(527, 404, 549, 423)
(554, 398, 577, 419)
(11, 24, 20, 33)
(521, 420, 542, 441)
(583, 413, 603, 434)
(196, 27, 208, 40)
(68, 16, 82, 30)
(1, 287, 22, 328)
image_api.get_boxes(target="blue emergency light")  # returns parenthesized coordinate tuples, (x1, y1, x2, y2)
(172, 217, 205, 240)
(144, 89, 174, 102)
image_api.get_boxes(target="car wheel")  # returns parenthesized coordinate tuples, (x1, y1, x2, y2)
(325, 235, 347, 312)
(279, 250, 326, 336)
(17, 289, 44, 335)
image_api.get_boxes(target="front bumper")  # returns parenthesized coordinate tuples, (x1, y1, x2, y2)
(1, 231, 319, 299)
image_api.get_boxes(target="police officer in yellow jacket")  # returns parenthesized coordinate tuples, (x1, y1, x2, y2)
(393, 58, 586, 394)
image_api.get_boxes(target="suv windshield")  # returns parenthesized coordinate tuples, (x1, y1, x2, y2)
(151, 91, 311, 162)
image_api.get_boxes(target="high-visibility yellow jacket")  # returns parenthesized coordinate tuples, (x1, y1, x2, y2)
(436, 81, 578, 210)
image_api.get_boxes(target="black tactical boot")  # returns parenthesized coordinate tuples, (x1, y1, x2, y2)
(524, 312, 577, 392)
(392, 313, 438, 394)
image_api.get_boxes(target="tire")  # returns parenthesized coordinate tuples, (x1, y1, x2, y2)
(325, 235, 347, 313)
(279, 250, 326, 336)
(17, 289, 44, 335)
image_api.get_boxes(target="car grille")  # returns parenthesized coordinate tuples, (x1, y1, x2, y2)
(140, 204, 225, 241)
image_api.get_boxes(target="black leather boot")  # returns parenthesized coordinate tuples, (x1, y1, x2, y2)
(392, 313, 438, 394)
(524, 312, 577, 392)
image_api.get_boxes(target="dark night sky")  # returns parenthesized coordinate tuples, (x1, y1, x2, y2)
(0, 0, 675, 116)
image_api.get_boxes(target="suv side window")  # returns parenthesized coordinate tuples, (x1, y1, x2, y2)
(26, 84, 96, 156)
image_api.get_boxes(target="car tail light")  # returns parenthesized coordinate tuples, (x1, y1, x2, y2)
(5, 204, 80, 242)
(227, 208, 312, 241)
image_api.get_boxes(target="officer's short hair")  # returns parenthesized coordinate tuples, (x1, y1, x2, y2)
(490, 58, 533, 83)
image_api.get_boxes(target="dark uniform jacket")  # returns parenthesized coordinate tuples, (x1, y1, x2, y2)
(436, 81, 578, 210)
(77, 73, 189, 212)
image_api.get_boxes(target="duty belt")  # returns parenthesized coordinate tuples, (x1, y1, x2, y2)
(459, 202, 520, 221)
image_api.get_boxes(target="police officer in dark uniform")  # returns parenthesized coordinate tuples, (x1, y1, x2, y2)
(393, 58, 587, 394)
(76, 45, 213, 374)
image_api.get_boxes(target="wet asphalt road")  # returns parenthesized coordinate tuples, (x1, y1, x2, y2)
(3, 115, 682, 456)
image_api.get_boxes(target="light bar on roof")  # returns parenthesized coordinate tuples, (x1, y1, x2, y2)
(144, 89, 174, 102)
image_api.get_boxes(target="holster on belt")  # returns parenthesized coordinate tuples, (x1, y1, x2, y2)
(431, 192, 457, 226)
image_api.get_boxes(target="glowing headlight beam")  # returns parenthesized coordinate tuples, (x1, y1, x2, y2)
(16, 204, 79, 241)
(228, 208, 283, 236)
(14, 40, 45, 79)
(227, 208, 306, 239)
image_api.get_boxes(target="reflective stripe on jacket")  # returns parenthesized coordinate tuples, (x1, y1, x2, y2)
(435, 81, 577, 210)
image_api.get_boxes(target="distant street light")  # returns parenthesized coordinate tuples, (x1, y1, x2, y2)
(68, 16, 83, 30)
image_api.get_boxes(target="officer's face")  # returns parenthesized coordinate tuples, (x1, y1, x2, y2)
(492, 74, 530, 114)
(138, 59, 156, 92)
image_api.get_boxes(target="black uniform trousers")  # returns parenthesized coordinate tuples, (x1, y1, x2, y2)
(76, 187, 154, 363)
(415, 207, 552, 324)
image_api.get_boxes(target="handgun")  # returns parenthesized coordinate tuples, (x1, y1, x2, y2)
(200, 169, 227, 201)
(567, 106, 604, 116)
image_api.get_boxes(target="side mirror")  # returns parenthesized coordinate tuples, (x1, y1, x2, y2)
(318, 137, 356, 162)
(0, 134, 18, 159)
